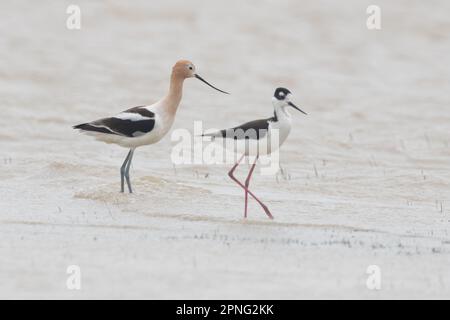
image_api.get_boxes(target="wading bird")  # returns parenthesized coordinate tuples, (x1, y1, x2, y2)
(202, 87, 306, 219)
(74, 60, 229, 193)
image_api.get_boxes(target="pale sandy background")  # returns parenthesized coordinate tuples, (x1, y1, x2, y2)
(1, 0, 450, 299)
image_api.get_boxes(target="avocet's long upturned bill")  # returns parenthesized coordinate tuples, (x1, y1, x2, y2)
(202, 87, 307, 219)
(73, 60, 229, 193)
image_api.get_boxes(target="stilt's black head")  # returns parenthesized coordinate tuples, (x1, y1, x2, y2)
(274, 87, 291, 101)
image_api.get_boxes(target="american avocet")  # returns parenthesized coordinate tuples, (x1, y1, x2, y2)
(74, 60, 229, 193)
(202, 87, 306, 219)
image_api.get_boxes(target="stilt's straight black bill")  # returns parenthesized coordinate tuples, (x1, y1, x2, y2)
(195, 74, 229, 94)
(288, 102, 307, 115)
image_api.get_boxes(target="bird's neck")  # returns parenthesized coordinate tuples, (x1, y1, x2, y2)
(274, 106, 291, 122)
(163, 74, 184, 116)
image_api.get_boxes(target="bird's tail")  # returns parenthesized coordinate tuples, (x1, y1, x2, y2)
(73, 123, 112, 134)
(199, 132, 218, 137)
(197, 131, 223, 140)
(73, 123, 88, 130)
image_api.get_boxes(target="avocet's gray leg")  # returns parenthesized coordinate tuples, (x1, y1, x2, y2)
(124, 149, 135, 193)
(120, 149, 133, 193)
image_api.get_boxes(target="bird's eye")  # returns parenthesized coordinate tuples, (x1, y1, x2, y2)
(188, 66, 193, 70)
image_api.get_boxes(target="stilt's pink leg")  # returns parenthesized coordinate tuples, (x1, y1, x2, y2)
(228, 155, 273, 219)
(244, 155, 259, 218)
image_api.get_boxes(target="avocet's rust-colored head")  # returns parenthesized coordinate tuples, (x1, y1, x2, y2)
(171, 60, 229, 94)
(172, 60, 196, 79)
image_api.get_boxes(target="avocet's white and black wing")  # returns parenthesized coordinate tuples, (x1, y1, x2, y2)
(73, 106, 155, 138)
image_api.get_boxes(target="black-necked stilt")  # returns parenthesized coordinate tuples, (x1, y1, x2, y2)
(74, 60, 229, 193)
(202, 87, 306, 219)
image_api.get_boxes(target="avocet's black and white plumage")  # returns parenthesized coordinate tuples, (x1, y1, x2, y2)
(74, 60, 229, 193)
(202, 87, 307, 219)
